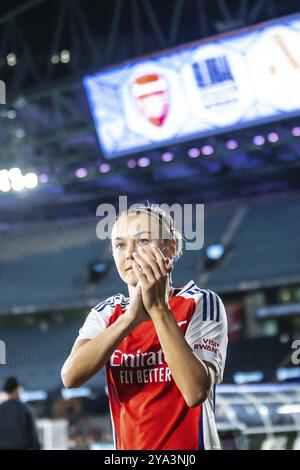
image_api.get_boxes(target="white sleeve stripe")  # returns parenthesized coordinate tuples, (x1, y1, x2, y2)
(185, 313, 202, 337)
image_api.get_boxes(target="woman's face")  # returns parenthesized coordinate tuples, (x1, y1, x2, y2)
(111, 212, 175, 286)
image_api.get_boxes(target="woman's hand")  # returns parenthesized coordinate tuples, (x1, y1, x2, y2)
(131, 244, 173, 317)
(123, 281, 151, 328)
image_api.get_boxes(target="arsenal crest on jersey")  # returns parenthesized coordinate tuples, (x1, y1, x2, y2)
(131, 73, 169, 127)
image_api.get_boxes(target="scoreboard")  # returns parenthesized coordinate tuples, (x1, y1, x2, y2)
(83, 13, 300, 159)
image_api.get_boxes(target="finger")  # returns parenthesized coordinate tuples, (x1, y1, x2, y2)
(134, 250, 157, 283)
(165, 257, 174, 274)
(134, 280, 141, 291)
(132, 252, 156, 284)
(149, 245, 167, 277)
(137, 247, 162, 280)
(148, 244, 172, 270)
(132, 260, 148, 287)
(133, 283, 142, 300)
(150, 245, 173, 274)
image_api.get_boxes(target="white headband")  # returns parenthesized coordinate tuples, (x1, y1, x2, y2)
(127, 207, 175, 237)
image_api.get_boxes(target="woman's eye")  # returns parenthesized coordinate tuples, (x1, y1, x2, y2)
(116, 243, 125, 248)
(138, 239, 150, 245)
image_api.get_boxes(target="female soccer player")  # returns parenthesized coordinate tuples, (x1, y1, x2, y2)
(61, 204, 228, 450)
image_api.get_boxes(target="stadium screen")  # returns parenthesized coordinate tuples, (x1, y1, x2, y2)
(83, 14, 300, 159)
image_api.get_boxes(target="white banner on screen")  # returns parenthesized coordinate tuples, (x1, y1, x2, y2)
(83, 14, 300, 158)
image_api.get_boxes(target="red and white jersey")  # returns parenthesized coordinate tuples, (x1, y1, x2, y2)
(76, 280, 228, 450)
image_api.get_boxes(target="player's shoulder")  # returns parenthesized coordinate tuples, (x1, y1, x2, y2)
(178, 280, 218, 300)
(92, 293, 130, 314)
(179, 280, 226, 322)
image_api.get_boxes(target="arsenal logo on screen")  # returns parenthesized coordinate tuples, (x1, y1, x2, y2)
(121, 64, 187, 142)
(132, 73, 169, 127)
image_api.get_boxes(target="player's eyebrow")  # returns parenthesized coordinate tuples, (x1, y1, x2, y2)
(114, 231, 152, 241)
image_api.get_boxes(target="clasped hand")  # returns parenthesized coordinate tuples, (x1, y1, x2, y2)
(132, 244, 173, 317)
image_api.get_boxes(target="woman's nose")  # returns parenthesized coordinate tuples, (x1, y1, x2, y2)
(126, 242, 135, 259)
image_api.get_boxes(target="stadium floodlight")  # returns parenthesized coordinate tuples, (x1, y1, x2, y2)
(39, 174, 49, 183)
(11, 176, 25, 191)
(8, 168, 24, 191)
(0, 168, 40, 192)
(15, 128, 26, 138)
(201, 145, 214, 156)
(99, 163, 111, 173)
(137, 157, 150, 167)
(207, 244, 225, 260)
(127, 159, 137, 168)
(205, 244, 226, 269)
(60, 50, 70, 64)
(8, 167, 22, 178)
(20, 390, 48, 402)
(276, 367, 300, 382)
(75, 168, 87, 178)
(61, 387, 91, 399)
(161, 152, 174, 162)
(267, 132, 279, 143)
(0, 170, 11, 192)
(292, 127, 300, 137)
(51, 54, 60, 64)
(24, 172, 38, 189)
(226, 139, 238, 150)
(14, 95, 27, 109)
(0, 182, 11, 193)
(233, 371, 264, 385)
(7, 109, 16, 119)
(7, 52, 17, 66)
(88, 261, 109, 283)
(187, 148, 200, 158)
(253, 135, 265, 146)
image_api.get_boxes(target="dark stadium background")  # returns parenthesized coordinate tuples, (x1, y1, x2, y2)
(0, 0, 300, 450)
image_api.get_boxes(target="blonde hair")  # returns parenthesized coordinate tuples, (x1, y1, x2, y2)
(114, 201, 184, 263)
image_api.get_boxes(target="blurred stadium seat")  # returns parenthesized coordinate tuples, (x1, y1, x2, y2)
(0, 323, 106, 391)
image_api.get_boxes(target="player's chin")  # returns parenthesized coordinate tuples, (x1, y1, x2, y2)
(123, 268, 137, 282)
